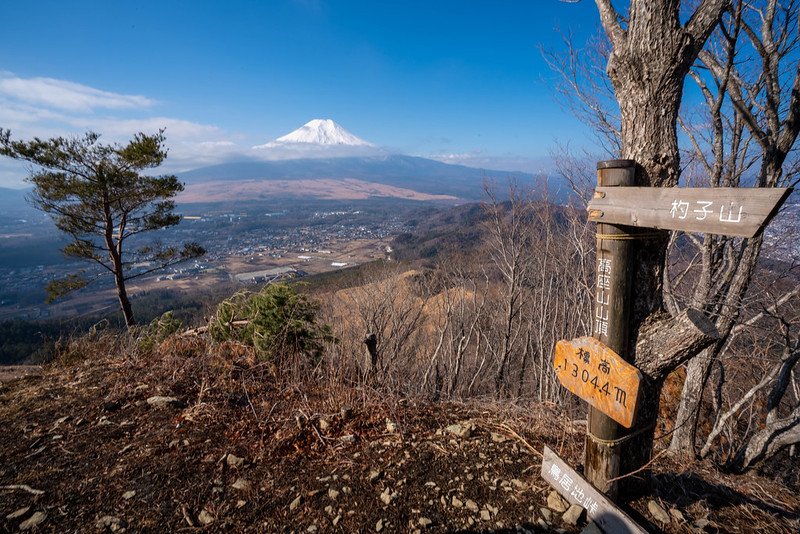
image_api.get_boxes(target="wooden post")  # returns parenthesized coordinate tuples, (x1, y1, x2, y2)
(584, 159, 635, 499)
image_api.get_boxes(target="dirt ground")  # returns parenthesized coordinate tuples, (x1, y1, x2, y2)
(1, 337, 798, 533)
(0, 365, 40, 384)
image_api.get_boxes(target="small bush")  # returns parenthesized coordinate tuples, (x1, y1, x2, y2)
(139, 311, 184, 352)
(208, 283, 333, 364)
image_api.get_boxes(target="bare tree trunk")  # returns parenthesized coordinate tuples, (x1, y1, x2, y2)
(669, 347, 714, 455)
(114, 270, 136, 328)
(729, 404, 800, 472)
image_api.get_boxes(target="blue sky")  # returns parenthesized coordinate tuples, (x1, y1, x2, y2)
(0, 0, 603, 188)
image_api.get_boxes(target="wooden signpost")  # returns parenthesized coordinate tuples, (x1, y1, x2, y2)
(554, 337, 641, 428)
(546, 159, 793, 505)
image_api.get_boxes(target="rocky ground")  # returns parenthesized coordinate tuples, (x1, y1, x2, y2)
(1, 334, 798, 533)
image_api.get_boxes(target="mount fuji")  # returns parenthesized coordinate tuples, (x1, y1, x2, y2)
(254, 119, 375, 148)
(178, 119, 558, 203)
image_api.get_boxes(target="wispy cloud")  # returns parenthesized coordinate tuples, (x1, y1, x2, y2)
(0, 73, 257, 187)
(0, 73, 154, 112)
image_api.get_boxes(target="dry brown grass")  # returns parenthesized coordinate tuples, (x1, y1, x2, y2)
(1, 328, 798, 533)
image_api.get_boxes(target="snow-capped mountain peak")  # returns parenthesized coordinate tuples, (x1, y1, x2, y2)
(256, 119, 375, 148)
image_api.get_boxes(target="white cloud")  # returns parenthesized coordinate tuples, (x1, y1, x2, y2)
(0, 73, 253, 186)
(0, 73, 154, 112)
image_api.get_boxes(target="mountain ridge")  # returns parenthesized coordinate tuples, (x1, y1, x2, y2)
(178, 154, 557, 202)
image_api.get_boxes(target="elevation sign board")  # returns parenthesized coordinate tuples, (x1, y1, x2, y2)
(554, 337, 641, 428)
(587, 187, 792, 238)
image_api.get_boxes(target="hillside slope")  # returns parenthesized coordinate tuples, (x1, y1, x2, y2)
(1, 333, 798, 533)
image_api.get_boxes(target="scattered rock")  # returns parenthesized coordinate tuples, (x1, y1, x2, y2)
(375, 518, 384, 532)
(511, 478, 527, 490)
(369, 470, 382, 482)
(465, 499, 479, 512)
(445, 421, 475, 438)
(307, 525, 317, 533)
(328, 488, 340, 500)
(198, 510, 214, 525)
(318, 418, 330, 431)
(237, 500, 246, 508)
(19, 511, 47, 530)
(122, 490, 136, 500)
(562, 504, 585, 526)
(340, 434, 357, 444)
(480, 510, 491, 521)
(6, 506, 30, 520)
(380, 488, 397, 505)
(670, 508, 685, 522)
(648, 500, 670, 524)
(226, 454, 245, 468)
(232, 478, 251, 491)
(694, 518, 710, 529)
(386, 418, 399, 433)
(547, 491, 569, 513)
(490, 432, 508, 443)
(146, 396, 183, 409)
(540, 507, 553, 522)
(94, 515, 124, 532)
(419, 517, 432, 527)
(332, 514, 341, 526)
(289, 495, 303, 511)
(451, 496, 463, 508)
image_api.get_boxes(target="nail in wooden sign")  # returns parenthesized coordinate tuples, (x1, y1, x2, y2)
(554, 336, 641, 428)
(587, 187, 792, 238)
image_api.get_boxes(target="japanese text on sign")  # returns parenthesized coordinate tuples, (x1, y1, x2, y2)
(669, 199, 743, 223)
(547, 462, 599, 515)
(541, 446, 648, 534)
(594, 258, 611, 337)
(554, 337, 641, 427)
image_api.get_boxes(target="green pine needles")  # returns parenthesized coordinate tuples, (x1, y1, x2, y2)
(209, 283, 334, 364)
(0, 129, 205, 327)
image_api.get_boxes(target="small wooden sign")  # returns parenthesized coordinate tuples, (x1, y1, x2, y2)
(554, 337, 641, 428)
(587, 186, 792, 238)
(541, 446, 647, 534)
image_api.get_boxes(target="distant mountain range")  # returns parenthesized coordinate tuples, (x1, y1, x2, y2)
(0, 187, 38, 218)
(178, 119, 558, 203)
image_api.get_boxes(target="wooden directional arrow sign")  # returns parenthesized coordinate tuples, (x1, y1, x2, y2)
(587, 186, 792, 238)
(554, 337, 641, 428)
